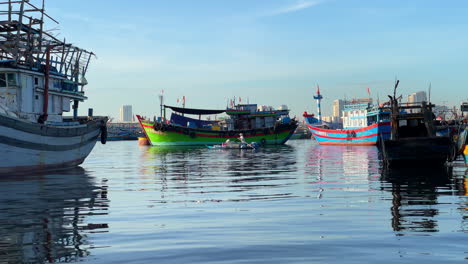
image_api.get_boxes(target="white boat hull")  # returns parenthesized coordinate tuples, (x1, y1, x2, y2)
(0, 114, 106, 174)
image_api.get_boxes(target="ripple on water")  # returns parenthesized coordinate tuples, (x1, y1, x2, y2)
(1, 140, 468, 263)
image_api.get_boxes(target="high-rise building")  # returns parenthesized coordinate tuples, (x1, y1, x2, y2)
(332, 99, 344, 119)
(407, 91, 427, 104)
(407, 91, 427, 113)
(119, 105, 133, 122)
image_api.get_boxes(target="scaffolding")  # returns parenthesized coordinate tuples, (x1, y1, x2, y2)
(0, 0, 94, 85)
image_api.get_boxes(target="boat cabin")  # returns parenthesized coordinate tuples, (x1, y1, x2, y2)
(224, 104, 291, 130)
(0, 61, 86, 123)
(163, 103, 292, 131)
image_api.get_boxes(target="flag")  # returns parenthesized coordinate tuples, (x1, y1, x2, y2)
(177, 98, 180, 103)
(239, 97, 242, 103)
(182, 96, 186, 105)
(317, 85, 320, 95)
(367, 87, 371, 97)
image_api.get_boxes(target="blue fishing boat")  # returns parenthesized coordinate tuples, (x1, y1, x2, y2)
(303, 88, 391, 146)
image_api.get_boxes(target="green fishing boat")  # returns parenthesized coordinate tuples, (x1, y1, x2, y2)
(136, 104, 298, 146)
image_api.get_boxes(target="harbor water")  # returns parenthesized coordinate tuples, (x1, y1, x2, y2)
(1, 140, 468, 263)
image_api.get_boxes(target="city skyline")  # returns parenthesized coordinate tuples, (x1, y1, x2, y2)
(43, 0, 468, 119)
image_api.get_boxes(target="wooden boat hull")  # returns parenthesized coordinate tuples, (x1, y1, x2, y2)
(0, 114, 107, 174)
(137, 117, 297, 146)
(306, 122, 391, 146)
(380, 137, 452, 167)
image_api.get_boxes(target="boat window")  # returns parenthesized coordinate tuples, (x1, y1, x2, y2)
(0, 73, 6, 87)
(7, 73, 16, 86)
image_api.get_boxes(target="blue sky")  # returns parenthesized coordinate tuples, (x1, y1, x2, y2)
(45, 0, 468, 119)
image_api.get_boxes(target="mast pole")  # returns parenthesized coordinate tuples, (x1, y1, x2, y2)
(313, 84, 323, 123)
(40, 45, 52, 123)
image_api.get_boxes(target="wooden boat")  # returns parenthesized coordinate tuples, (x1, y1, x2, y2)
(303, 88, 391, 146)
(136, 104, 298, 146)
(0, 1, 107, 174)
(378, 81, 453, 167)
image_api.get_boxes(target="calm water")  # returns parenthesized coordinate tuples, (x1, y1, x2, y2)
(1, 140, 468, 263)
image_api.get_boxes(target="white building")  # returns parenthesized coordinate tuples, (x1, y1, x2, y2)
(332, 99, 345, 123)
(119, 105, 133, 122)
(407, 91, 427, 104)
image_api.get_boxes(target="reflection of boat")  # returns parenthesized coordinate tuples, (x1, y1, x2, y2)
(0, 1, 107, 173)
(304, 88, 391, 146)
(136, 103, 298, 146)
(379, 81, 453, 167)
(381, 166, 451, 233)
(0, 168, 109, 263)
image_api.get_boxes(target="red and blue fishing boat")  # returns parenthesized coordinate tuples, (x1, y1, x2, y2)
(303, 87, 391, 146)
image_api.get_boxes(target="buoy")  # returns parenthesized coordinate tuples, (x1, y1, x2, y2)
(138, 137, 150, 146)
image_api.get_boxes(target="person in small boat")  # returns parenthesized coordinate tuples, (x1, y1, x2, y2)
(239, 133, 252, 149)
(239, 133, 247, 144)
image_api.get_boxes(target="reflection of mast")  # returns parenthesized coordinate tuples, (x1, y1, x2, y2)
(313, 85, 323, 123)
(382, 167, 449, 233)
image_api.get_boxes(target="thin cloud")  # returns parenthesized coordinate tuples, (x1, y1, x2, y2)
(264, 0, 323, 16)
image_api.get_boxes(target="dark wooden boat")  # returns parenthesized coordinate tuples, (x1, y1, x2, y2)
(378, 80, 454, 167)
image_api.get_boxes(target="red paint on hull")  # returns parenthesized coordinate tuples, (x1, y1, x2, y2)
(317, 141, 377, 146)
(311, 132, 390, 141)
(308, 122, 391, 134)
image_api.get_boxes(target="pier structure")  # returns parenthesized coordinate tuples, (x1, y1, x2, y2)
(313, 85, 323, 123)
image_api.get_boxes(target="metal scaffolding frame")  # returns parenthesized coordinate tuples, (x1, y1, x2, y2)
(0, 0, 94, 85)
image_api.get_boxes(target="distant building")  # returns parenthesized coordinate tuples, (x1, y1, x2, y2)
(119, 105, 133, 122)
(322, 116, 333, 123)
(407, 91, 427, 113)
(407, 91, 427, 104)
(332, 99, 345, 123)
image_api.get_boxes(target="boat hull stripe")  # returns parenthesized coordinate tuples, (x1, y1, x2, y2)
(0, 134, 99, 151)
(312, 132, 390, 141)
(306, 122, 391, 134)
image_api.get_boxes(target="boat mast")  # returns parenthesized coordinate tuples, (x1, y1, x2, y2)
(390, 80, 400, 140)
(313, 85, 323, 123)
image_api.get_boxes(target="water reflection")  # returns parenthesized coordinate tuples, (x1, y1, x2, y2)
(138, 145, 298, 203)
(305, 144, 380, 177)
(380, 167, 452, 234)
(0, 168, 109, 263)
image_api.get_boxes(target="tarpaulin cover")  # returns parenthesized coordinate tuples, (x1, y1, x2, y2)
(164, 105, 225, 115)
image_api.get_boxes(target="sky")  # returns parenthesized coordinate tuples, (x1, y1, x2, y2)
(42, 0, 468, 120)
